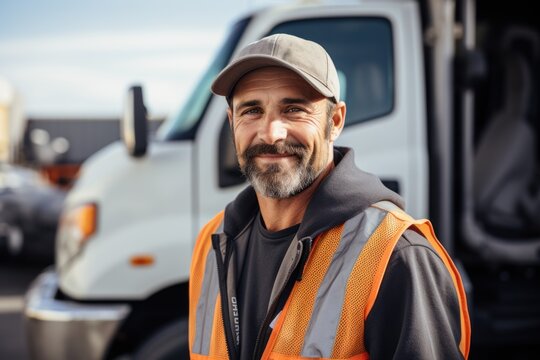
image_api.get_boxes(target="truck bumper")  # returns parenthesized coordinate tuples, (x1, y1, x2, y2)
(23, 268, 131, 360)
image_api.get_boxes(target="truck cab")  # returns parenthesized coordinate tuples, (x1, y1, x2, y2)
(24, 0, 540, 358)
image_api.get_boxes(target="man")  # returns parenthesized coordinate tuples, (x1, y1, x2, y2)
(189, 34, 470, 359)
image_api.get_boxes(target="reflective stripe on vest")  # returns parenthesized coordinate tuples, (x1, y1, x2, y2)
(192, 221, 223, 355)
(189, 211, 228, 359)
(189, 204, 470, 360)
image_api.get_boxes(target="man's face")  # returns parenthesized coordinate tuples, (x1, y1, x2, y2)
(228, 66, 341, 199)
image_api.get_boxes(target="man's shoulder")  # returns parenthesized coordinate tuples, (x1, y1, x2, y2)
(368, 202, 441, 260)
(396, 228, 431, 249)
(389, 228, 450, 275)
(198, 211, 226, 237)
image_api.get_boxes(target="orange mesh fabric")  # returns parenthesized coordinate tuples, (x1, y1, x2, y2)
(189, 211, 224, 352)
(265, 204, 469, 360)
(209, 297, 230, 359)
(272, 225, 345, 355)
(332, 213, 407, 358)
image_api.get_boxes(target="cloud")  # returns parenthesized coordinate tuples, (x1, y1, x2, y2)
(0, 30, 223, 56)
(0, 29, 224, 116)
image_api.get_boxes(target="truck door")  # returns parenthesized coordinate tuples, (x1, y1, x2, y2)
(194, 3, 428, 233)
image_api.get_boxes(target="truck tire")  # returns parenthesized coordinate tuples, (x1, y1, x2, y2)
(133, 319, 190, 360)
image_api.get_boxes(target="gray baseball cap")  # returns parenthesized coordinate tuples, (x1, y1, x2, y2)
(211, 33, 340, 102)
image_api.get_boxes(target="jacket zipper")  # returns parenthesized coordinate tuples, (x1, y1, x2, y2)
(212, 234, 238, 360)
(251, 237, 312, 360)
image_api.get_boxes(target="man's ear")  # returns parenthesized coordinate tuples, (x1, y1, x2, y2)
(330, 101, 346, 141)
(227, 107, 233, 126)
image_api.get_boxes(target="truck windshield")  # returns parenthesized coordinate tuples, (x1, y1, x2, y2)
(270, 17, 393, 126)
(156, 18, 250, 141)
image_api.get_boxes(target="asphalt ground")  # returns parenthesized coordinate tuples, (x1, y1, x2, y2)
(0, 258, 49, 360)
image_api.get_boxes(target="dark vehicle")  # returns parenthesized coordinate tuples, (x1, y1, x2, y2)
(0, 163, 66, 264)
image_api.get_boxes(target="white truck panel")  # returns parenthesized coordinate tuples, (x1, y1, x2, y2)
(59, 141, 193, 299)
(61, 213, 192, 299)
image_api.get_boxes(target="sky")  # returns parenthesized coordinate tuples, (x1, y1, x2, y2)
(0, 0, 292, 118)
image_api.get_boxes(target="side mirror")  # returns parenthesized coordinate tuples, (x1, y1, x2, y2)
(122, 85, 148, 157)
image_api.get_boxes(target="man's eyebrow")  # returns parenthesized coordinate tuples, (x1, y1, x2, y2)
(234, 98, 311, 112)
(280, 98, 311, 105)
(235, 100, 261, 112)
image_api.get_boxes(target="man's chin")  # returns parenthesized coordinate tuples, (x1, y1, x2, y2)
(251, 162, 286, 176)
(249, 170, 318, 199)
(254, 156, 298, 169)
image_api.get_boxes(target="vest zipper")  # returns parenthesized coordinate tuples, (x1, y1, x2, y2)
(212, 234, 239, 360)
(251, 237, 312, 360)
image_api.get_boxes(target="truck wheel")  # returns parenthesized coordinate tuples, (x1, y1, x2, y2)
(133, 319, 189, 360)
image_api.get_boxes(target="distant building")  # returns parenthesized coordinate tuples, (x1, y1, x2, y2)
(0, 77, 25, 163)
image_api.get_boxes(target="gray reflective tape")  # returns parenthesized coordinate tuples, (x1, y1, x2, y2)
(301, 207, 387, 358)
(373, 200, 402, 213)
(193, 224, 223, 355)
(268, 235, 301, 309)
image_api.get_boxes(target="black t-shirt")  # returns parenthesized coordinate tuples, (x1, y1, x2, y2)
(237, 213, 299, 360)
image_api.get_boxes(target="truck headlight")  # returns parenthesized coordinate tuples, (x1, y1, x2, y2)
(56, 203, 98, 269)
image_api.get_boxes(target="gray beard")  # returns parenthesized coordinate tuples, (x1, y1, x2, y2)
(243, 157, 322, 199)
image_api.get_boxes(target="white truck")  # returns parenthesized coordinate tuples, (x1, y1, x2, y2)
(24, 0, 540, 359)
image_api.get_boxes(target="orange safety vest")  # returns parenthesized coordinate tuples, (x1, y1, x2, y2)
(189, 201, 471, 360)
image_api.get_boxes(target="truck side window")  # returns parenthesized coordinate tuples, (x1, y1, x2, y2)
(218, 119, 244, 188)
(270, 18, 394, 126)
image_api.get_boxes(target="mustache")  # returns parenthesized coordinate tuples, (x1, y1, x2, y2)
(243, 142, 308, 160)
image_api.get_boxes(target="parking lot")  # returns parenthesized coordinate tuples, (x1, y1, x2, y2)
(0, 259, 48, 360)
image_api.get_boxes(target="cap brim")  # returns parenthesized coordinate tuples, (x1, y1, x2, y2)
(211, 55, 335, 100)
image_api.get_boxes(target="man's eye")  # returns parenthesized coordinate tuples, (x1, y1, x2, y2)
(285, 107, 302, 113)
(242, 108, 262, 115)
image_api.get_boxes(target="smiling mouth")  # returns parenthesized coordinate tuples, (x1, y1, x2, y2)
(256, 153, 296, 160)
(244, 142, 306, 163)
(257, 153, 293, 157)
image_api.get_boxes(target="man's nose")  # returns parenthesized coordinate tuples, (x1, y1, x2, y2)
(258, 114, 287, 144)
